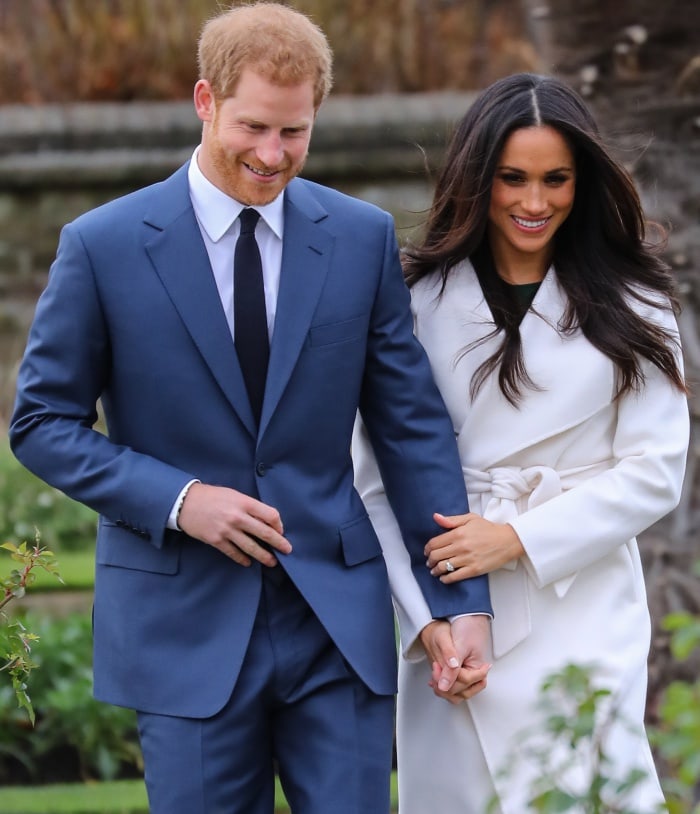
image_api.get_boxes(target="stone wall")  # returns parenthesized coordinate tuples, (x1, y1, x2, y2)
(0, 92, 476, 420)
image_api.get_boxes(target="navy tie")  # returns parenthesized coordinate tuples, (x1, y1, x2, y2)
(234, 208, 268, 425)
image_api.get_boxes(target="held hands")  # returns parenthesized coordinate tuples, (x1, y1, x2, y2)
(419, 615, 492, 705)
(177, 482, 291, 567)
(425, 512, 524, 582)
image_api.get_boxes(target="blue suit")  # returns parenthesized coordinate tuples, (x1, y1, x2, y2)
(10, 163, 491, 811)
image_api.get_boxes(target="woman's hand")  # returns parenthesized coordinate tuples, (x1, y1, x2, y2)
(425, 512, 524, 582)
(419, 619, 463, 693)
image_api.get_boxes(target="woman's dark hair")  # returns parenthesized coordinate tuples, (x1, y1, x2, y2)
(403, 72, 686, 405)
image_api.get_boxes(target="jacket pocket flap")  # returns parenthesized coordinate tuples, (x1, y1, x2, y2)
(97, 521, 180, 575)
(339, 515, 382, 566)
(309, 315, 366, 347)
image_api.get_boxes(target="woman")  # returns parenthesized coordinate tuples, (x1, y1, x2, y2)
(353, 73, 689, 813)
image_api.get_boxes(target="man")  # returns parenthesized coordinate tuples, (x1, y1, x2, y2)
(9, 4, 491, 813)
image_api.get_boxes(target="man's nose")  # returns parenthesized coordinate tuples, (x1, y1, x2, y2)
(256, 133, 284, 167)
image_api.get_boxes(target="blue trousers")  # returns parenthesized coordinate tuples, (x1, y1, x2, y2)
(137, 567, 395, 814)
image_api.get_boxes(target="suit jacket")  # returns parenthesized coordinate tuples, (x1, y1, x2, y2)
(354, 261, 688, 812)
(9, 165, 491, 717)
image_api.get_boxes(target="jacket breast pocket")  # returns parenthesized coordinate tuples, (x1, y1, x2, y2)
(97, 520, 180, 575)
(308, 315, 367, 347)
(339, 515, 382, 567)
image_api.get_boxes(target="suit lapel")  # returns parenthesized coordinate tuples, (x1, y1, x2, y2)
(259, 180, 334, 436)
(143, 164, 257, 436)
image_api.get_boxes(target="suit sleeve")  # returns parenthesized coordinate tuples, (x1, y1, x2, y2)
(356, 213, 491, 626)
(8, 222, 192, 547)
(353, 417, 434, 658)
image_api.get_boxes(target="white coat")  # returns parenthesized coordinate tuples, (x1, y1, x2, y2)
(353, 261, 690, 813)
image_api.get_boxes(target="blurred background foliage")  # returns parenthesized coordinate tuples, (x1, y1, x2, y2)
(0, 0, 537, 103)
(0, 442, 96, 553)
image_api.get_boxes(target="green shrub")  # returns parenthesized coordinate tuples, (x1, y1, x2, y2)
(0, 613, 141, 784)
(0, 441, 97, 552)
(651, 611, 700, 814)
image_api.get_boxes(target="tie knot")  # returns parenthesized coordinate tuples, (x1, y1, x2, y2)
(239, 208, 260, 235)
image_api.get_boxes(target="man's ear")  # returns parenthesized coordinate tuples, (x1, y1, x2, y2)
(194, 79, 216, 123)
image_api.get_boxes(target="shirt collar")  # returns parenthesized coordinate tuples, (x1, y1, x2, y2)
(187, 147, 284, 242)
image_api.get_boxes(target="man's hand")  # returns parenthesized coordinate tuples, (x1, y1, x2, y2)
(177, 482, 292, 567)
(428, 659, 490, 704)
(419, 616, 491, 703)
(425, 512, 524, 581)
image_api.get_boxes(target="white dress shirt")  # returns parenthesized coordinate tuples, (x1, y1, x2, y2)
(187, 147, 284, 341)
(168, 149, 286, 529)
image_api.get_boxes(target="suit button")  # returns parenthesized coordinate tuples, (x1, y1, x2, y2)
(256, 462, 267, 477)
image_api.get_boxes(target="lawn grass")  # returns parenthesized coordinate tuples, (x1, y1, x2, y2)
(0, 779, 148, 814)
(0, 774, 399, 812)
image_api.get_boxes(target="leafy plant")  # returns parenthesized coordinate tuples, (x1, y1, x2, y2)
(0, 538, 62, 722)
(651, 610, 700, 814)
(489, 662, 663, 814)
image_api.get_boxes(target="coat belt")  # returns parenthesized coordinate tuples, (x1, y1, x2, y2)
(462, 460, 614, 658)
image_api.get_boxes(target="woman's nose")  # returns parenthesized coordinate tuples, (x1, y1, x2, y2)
(521, 184, 547, 214)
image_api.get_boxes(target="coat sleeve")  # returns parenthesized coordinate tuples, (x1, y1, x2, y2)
(510, 304, 689, 589)
(8, 222, 192, 547)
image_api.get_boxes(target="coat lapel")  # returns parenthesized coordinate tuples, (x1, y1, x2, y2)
(143, 164, 257, 436)
(258, 179, 334, 436)
(415, 262, 616, 469)
(460, 268, 615, 467)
